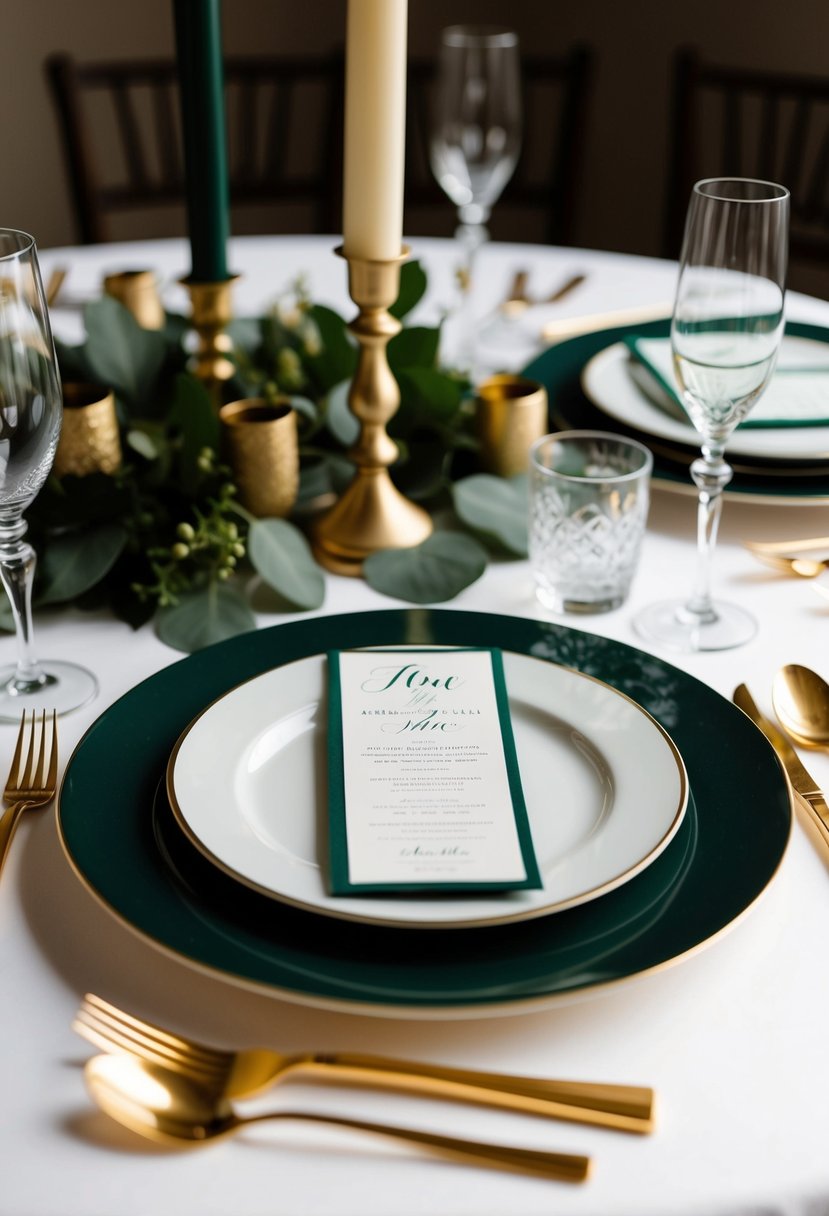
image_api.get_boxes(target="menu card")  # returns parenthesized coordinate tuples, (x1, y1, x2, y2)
(327, 648, 541, 895)
(626, 334, 829, 429)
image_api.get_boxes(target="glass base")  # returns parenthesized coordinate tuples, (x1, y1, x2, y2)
(0, 660, 98, 722)
(633, 599, 757, 653)
(536, 586, 624, 615)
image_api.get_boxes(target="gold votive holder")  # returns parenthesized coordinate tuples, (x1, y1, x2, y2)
(55, 383, 122, 478)
(183, 276, 238, 387)
(103, 269, 165, 330)
(312, 246, 432, 576)
(476, 374, 549, 477)
(220, 398, 299, 518)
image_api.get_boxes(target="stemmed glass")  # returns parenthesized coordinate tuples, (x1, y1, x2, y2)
(0, 229, 98, 718)
(634, 178, 789, 652)
(430, 26, 522, 367)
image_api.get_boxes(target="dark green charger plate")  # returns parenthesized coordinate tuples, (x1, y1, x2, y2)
(57, 609, 790, 1017)
(524, 319, 829, 502)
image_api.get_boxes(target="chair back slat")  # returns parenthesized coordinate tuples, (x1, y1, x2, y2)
(757, 92, 779, 181)
(46, 46, 591, 247)
(152, 83, 181, 187)
(664, 46, 829, 276)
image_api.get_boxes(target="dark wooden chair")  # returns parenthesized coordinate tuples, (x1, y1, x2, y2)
(664, 47, 829, 266)
(405, 44, 594, 246)
(46, 45, 593, 248)
(45, 52, 344, 244)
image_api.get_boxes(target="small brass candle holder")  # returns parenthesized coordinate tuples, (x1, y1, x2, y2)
(312, 246, 432, 576)
(103, 269, 164, 330)
(55, 383, 122, 478)
(476, 374, 549, 477)
(182, 276, 239, 387)
(219, 397, 299, 518)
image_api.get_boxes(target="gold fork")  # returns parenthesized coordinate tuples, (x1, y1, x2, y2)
(74, 993, 655, 1134)
(0, 710, 58, 880)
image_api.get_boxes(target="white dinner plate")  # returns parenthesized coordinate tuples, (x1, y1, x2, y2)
(166, 651, 687, 929)
(582, 336, 829, 463)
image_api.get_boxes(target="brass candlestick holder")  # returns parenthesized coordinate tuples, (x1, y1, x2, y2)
(313, 247, 432, 576)
(182, 276, 238, 387)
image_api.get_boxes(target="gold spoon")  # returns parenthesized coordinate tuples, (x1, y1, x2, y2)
(746, 550, 829, 579)
(84, 1055, 591, 1182)
(772, 664, 829, 750)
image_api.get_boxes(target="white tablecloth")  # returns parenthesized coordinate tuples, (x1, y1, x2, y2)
(4, 235, 829, 1216)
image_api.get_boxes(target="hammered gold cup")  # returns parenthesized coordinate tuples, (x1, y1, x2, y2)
(476, 374, 549, 477)
(103, 270, 165, 330)
(220, 398, 299, 518)
(55, 383, 122, 478)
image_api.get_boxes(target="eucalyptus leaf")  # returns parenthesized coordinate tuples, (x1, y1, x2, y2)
(126, 428, 160, 460)
(157, 582, 257, 653)
(388, 326, 440, 374)
(452, 474, 529, 556)
(364, 531, 488, 604)
(396, 367, 463, 423)
(228, 316, 264, 350)
(296, 453, 353, 505)
(305, 304, 356, 389)
(290, 395, 317, 423)
(55, 338, 94, 384)
(37, 524, 128, 605)
(248, 518, 325, 609)
(390, 260, 428, 319)
(169, 374, 219, 492)
(83, 296, 167, 408)
(324, 378, 360, 446)
(0, 598, 13, 632)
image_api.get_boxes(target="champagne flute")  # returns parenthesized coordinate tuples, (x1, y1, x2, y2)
(0, 229, 98, 718)
(430, 26, 522, 368)
(634, 178, 789, 652)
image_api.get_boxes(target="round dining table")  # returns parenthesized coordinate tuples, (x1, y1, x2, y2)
(5, 233, 829, 1216)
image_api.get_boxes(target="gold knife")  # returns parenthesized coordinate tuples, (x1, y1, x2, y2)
(733, 683, 829, 850)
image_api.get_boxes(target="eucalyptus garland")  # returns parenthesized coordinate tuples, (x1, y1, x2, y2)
(23, 262, 529, 653)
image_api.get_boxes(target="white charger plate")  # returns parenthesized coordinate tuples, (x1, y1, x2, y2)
(582, 336, 829, 463)
(166, 651, 687, 929)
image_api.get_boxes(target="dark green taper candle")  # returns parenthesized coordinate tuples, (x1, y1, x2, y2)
(173, 0, 230, 282)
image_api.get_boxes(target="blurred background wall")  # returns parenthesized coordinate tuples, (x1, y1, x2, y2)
(1, 0, 825, 289)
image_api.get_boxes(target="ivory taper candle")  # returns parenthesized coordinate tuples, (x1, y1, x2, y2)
(342, 0, 408, 261)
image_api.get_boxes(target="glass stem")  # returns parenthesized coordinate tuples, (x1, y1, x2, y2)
(0, 511, 49, 694)
(452, 211, 490, 373)
(683, 443, 733, 624)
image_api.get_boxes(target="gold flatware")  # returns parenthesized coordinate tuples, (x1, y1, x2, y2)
(772, 665, 829, 750)
(84, 1054, 592, 1181)
(44, 267, 67, 308)
(746, 549, 829, 579)
(541, 302, 672, 344)
(744, 536, 829, 556)
(544, 272, 587, 305)
(0, 710, 58, 881)
(501, 271, 587, 317)
(733, 684, 829, 851)
(74, 992, 655, 1133)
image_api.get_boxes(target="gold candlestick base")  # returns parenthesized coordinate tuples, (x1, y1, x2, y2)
(182, 276, 238, 386)
(313, 247, 432, 577)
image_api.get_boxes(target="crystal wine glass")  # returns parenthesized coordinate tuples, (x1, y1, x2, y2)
(634, 178, 790, 652)
(0, 229, 98, 718)
(430, 26, 522, 367)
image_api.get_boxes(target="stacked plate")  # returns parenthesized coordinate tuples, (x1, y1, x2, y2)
(525, 319, 829, 505)
(58, 609, 790, 1018)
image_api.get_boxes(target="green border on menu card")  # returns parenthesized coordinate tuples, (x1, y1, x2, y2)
(326, 648, 543, 896)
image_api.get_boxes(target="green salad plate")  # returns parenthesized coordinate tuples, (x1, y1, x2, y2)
(58, 609, 790, 1018)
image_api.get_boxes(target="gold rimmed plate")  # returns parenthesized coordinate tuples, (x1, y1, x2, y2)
(166, 651, 688, 929)
(57, 610, 791, 1018)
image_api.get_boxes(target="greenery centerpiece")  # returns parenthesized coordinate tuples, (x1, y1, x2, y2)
(28, 263, 529, 653)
